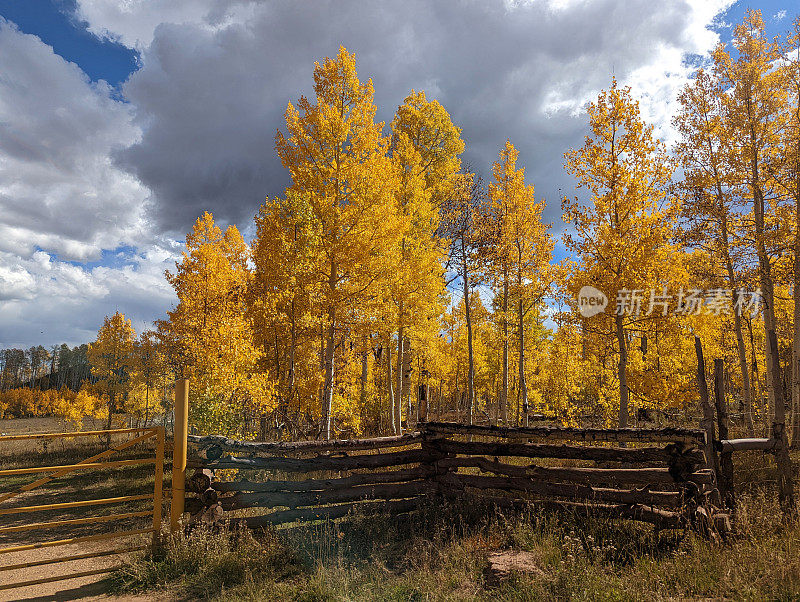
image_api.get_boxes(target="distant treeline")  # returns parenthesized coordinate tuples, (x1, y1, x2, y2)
(0, 344, 94, 392)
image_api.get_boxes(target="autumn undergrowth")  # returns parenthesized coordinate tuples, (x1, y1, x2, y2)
(111, 471, 800, 601)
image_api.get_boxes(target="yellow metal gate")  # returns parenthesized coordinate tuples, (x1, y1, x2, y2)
(0, 426, 164, 592)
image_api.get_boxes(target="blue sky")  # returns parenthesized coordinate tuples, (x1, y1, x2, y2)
(0, 0, 137, 87)
(0, 0, 796, 348)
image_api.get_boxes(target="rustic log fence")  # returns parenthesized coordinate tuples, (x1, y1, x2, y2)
(694, 335, 796, 513)
(181, 419, 728, 534)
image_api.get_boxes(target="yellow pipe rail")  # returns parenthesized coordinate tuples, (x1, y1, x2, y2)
(153, 422, 165, 546)
(0, 567, 119, 591)
(0, 457, 155, 477)
(0, 429, 154, 506)
(0, 494, 152, 516)
(0, 546, 147, 572)
(0, 427, 159, 442)
(0, 510, 153, 535)
(0, 424, 168, 592)
(0, 527, 155, 555)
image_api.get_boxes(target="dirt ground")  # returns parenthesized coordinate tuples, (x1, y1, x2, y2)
(0, 417, 169, 601)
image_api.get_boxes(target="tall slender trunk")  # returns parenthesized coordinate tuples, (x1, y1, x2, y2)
(289, 302, 297, 429)
(386, 337, 397, 435)
(462, 243, 475, 425)
(105, 390, 115, 447)
(321, 261, 338, 440)
(769, 330, 796, 511)
(793, 169, 800, 445)
(396, 322, 404, 431)
(717, 193, 754, 435)
(402, 337, 413, 425)
(501, 269, 509, 424)
(360, 336, 369, 411)
(143, 386, 150, 427)
(321, 311, 336, 440)
(518, 294, 528, 425)
(615, 313, 629, 428)
(747, 114, 778, 426)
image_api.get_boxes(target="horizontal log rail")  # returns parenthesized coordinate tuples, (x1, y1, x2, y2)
(429, 438, 703, 464)
(423, 421, 705, 443)
(212, 466, 433, 494)
(188, 432, 423, 457)
(176, 422, 721, 533)
(240, 497, 422, 527)
(720, 438, 778, 452)
(221, 480, 432, 511)
(436, 472, 684, 507)
(436, 456, 710, 486)
(191, 448, 435, 473)
(444, 490, 686, 529)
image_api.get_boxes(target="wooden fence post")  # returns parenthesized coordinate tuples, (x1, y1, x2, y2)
(714, 359, 734, 508)
(171, 378, 189, 533)
(153, 426, 165, 548)
(768, 330, 796, 513)
(695, 336, 721, 505)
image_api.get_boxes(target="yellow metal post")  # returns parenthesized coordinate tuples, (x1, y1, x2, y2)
(171, 379, 189, 533)
(153, 426, 165, 548)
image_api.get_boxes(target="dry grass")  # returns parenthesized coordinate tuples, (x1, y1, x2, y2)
(113, 465, 800, 601)
(3, 416, 798, 600)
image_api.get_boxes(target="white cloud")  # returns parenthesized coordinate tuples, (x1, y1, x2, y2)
(0, 20, 177, 347)
(71, 0, 736, 235)
(0, 20, 150, 262)
(0, 247, 178, 347)
(74, 0, 260, 49)
(1, 1, 738, 348)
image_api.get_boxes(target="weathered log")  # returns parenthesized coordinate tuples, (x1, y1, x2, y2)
(423, 421, 704, 443)
(436, 456, 709, 487)
(714, 358, 734, 508)
(695, 336, 721, 507)
(192, 445, 223, 462)
(439, 489, 686, 529)
(221, 480, 432, 510)
(187, 432, 424, 455)
(436, 472, 683, 507)
(212, 466, 434, 493)
(190, 448, 435, 473)
(201, 487, 218, 506)
(240, 497, 422, 527)
(720, 438, 777, 452)
(429, 437, 704, 464)
(187, 469, 213, 494)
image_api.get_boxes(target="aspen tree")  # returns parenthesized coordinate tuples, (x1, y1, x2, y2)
(440, 173, 486, 424)
(88, 312, 135, 438)
(713, 10, 786, 421)
(675, 68, 756, 434)
(275, 47, 401, 439)
(563, 80, 677, 427)
(483, 140, 553, 424)
(162, 212, 268, 435)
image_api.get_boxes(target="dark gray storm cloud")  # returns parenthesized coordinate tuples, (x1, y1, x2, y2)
(116, 0, 718, 236)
